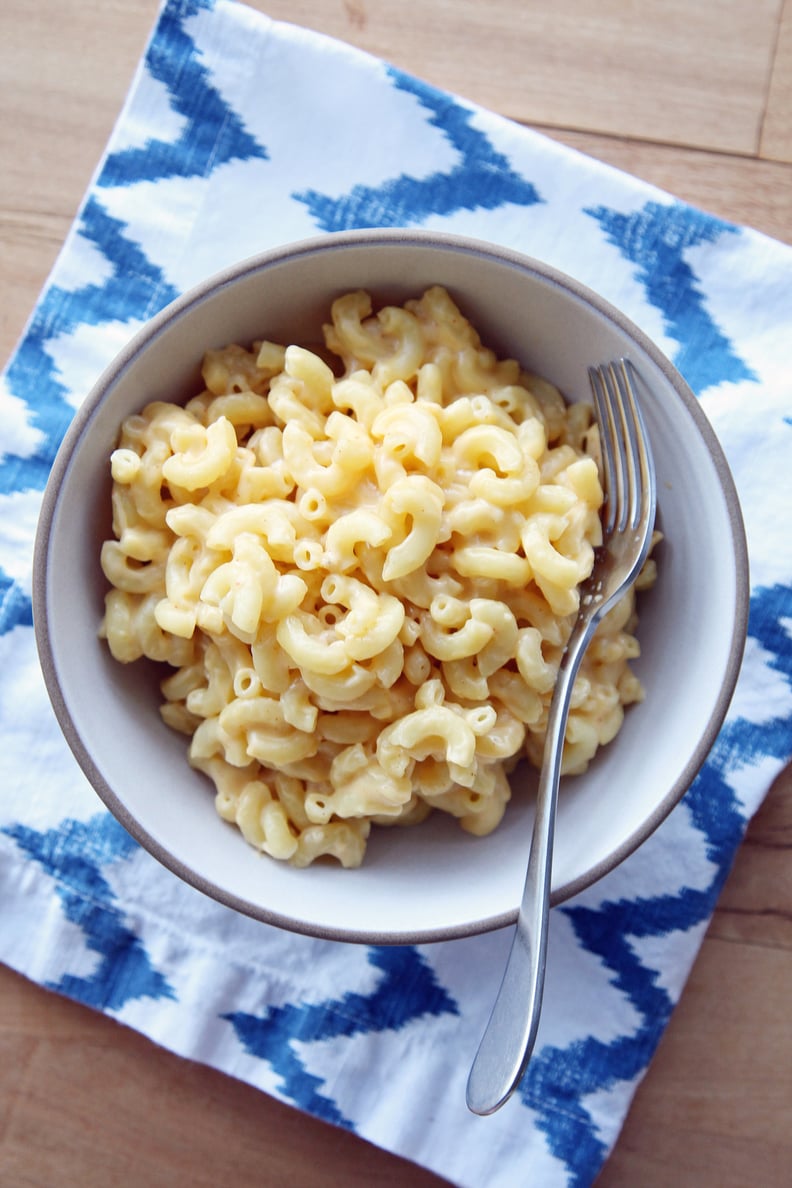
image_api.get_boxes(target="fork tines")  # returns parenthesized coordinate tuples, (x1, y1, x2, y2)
(588, 359, 654, 537)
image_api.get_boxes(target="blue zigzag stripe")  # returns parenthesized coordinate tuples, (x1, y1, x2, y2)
(224, 946, 459, 1128)
(0, 0, 268, 634)
(0, 197, 180, 634)
(2, 197, 179, 499)
(586, 200, 758, 395)
(2, 814, 175, 1010)
(526, 581, 791, 1183)
(0, 575, 33, 633)
(99, 0, 266, 188)
(296, 66, 542, 230)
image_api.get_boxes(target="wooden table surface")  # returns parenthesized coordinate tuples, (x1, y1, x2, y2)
(2, 2, 791, 1184)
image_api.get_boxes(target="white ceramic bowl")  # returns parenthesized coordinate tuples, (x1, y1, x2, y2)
(34, 229, 749, 943)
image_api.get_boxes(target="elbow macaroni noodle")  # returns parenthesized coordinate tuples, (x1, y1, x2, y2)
(100, 286, 657, 868)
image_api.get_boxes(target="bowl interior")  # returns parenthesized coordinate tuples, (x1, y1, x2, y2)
(35, 232, 747, 942)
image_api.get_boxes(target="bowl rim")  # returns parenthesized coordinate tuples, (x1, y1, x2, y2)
(33, 227, 751, 943)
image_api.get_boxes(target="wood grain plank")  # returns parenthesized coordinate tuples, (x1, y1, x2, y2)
(0, 210, 72, 364)
(598, 926, 792, 1187)
(0, 0, 157, 363)
(761, 0, 792, 160)
(710, 766, 792, 950)
(261, 0, 781, 153)
(0, 967, 450, 1188)
(0, 0, 154, 200)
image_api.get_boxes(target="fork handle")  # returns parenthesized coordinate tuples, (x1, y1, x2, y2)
(466, 615, 596, 1115)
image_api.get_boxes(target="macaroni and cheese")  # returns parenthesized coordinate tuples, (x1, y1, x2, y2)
(100, 286, 656, 868)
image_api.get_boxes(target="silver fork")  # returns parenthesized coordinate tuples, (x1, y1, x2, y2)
(466, 358, 657, 1116)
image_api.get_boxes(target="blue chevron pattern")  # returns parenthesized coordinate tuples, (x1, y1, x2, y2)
(0, 0, 266, 632)
(2, 814, 174, 1010)
(98, 0, 266, 188)
(296, 66, 542, 230)
(586, 200, 758, 395)
(1, 2, 790, 1185)
(225, 946, 459, 1127)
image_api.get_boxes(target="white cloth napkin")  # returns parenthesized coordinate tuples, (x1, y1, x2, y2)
(1, 2, 791, 1184)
